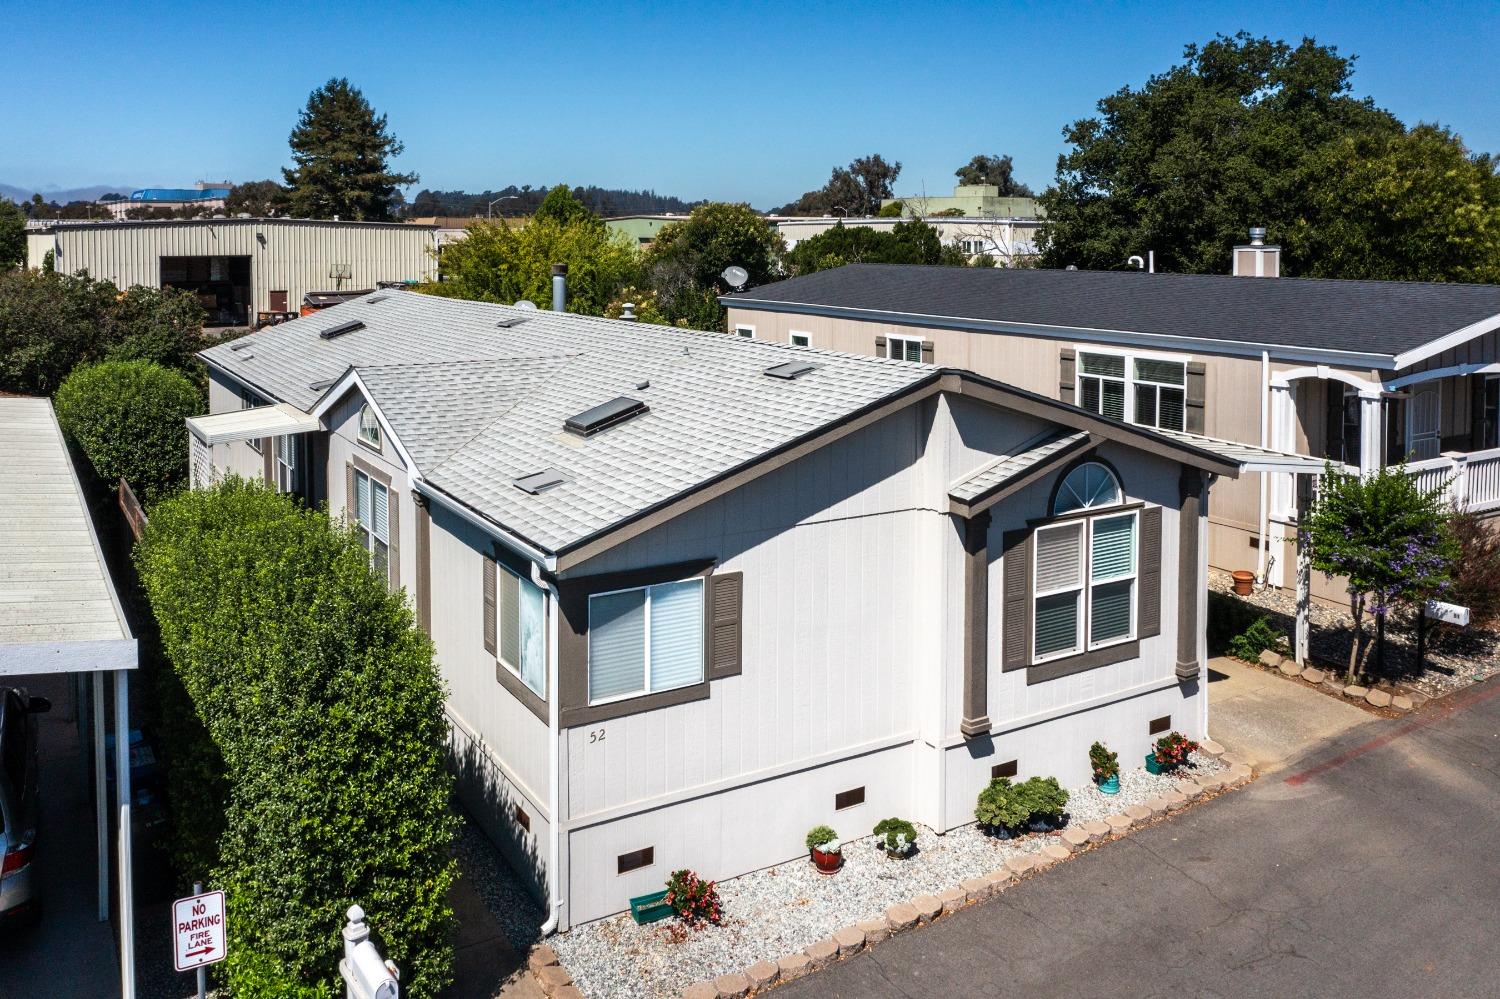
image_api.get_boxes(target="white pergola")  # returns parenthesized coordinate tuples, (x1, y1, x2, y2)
(0, 398, 138, 999)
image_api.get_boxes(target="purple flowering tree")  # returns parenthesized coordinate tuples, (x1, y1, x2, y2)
(1303, 464, 1459, 682)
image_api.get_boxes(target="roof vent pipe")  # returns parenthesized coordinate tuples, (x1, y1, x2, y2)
(551, 263, 568, 313)
(1248, 226, 1267, 246)
(620, 302, 636, 321)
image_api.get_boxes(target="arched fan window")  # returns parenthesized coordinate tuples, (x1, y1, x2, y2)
(1052, 462, 1121, 515)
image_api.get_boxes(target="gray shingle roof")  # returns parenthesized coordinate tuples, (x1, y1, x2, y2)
(949, 430, 1088, 504)
(201, 291, 934, 555)
(724, 264, 1500, 359)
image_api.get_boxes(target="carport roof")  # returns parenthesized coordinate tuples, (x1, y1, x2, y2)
(0, 398, 136, 674)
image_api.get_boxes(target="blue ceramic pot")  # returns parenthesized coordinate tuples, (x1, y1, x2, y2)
(1097, 774, 1121, 794)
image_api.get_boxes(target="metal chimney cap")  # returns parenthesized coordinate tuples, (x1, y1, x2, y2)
(551, 263, 569, 276)
(1248, 226, 1267, 246)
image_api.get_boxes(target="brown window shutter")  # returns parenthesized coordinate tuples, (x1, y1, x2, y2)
(707, 571, 743, 679)
(1001, 529, 1032, 671)
(263, 444, 274, 485)
(920, 340, 935, 364)
(482, 557, 497, 656)
(1324, 383, 1345, 463)
(387, 487, 400, 590)
(345, 464, 356, 521)
(1185, 361, 1207, 434)
(874, 334, 887, 358)
(1471, 374, 1488, 450)
(1138, 506, 1162, 638)
(499, 567, 521, 668)
(1059, 348, 1076, 405)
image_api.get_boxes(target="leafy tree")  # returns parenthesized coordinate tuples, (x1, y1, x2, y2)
(604, 287, 675, 326)
(0, 199, 25, 269)
(54, 360, 202, 504)
(1037, 33, 1403, 274)
(641, 202, 784, 327)
(785, 219, 969, 275)
(105, 285, 208, 371)
(954, 153, 1035, 196)
(1303, 464, 1458, 681)
(1440, 509, 1500, 631)
(1287, 124, 1500, 283)
(774, 153, 901, 216)
(226, 180, 289, 217)
(422, 216, 637, 315)
(533, 184, 599, 228)
(283, 78, 418, 221)
(877, 201, 905, 218)
(136, 481, 458, 998)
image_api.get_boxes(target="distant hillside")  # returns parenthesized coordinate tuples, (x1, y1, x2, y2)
(0, 183, 137, 204)
(406, 185, 705, 218)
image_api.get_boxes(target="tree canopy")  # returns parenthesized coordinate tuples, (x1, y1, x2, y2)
(283, 78, 417, 221)
(954, 154, 1035, 196)
(784, 219, 971, 275)
(226, 180, 289, 217)
(773, 154, 902, 216)
(533, 184, 600, 228)
(640, 202, 784, 327)
(0, 200, 25, 269)
(1035, 33, 1448, 276)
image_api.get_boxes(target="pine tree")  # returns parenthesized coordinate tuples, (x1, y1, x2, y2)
(282, 78, 417, 221)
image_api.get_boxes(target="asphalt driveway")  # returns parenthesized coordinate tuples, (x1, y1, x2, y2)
(778, 678, 1500, 999)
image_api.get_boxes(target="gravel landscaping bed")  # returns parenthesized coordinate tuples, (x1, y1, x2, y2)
(550, 755, 1224, 999)
(1208, 568, 1500, 699)
(455, 814, 547, 952)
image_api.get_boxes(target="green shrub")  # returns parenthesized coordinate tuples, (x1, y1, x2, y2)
(1018, 776, 1069, 820)
(1442, 509, 1500, 630)
(1089, 742, 1119, 782)
(1207, 590, 1267, 655)
(665, 869, 722, 925)
(872, 817, 918, 855)
(805, 825, 838, 852)
(1228, 616, 1286, 663)
(54, 360, 202, 504)
(975, 777, 1031, 830)
(136, 480, 458, 998)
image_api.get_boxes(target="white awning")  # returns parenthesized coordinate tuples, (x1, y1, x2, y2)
(0, 398, 136, 674)
(186, 403, 320, 445)
(1148, 427, 1328, 474)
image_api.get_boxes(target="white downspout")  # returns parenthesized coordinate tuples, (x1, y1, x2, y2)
(1256, 351, 1270, 585)
(538, 575, 563, 936)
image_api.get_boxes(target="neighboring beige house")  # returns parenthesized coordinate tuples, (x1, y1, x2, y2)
(183, 290, 1312, 928)
(880, 183, 1041, 221)
(723, 237, 1500, 606)
(771, 214, 1042, 267)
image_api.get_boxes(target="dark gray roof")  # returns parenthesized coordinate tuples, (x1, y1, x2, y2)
(725, 264, 1500, 359)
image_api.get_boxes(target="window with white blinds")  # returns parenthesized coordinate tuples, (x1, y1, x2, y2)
(588, 578, 705, 704)
(1033, 497, 1138, 661)
(354, 469, 391, 586)
(498, 565, 546, 696)
(1078, 351, 1187, 431)
(886, 335, 925, 363)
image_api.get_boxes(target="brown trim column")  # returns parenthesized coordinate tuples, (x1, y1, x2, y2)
(1176, 468, 1204, 682)
(961, 510, 992, 737)
(413, 490, 432, 636)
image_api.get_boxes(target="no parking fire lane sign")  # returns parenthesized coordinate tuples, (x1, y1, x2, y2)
(173, 889, 226, 972)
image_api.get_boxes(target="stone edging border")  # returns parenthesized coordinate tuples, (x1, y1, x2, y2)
(1253, 649, 1420, 712)
(524, 747, 1255, 999)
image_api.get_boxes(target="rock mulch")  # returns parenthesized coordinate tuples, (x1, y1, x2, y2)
(1208, 568, 1500, 700)
(546, 755, 1232, 999)
(454, 816, 547, 952)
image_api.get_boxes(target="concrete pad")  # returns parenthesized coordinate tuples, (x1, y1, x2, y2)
(1207, 656, 1374, 774)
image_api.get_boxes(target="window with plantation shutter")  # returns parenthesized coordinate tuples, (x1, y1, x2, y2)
(495, 562, 545, 697)
(587, 578, 705, 704)
(482, 558, 497, 655)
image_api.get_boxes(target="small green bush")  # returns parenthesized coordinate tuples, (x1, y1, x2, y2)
(872, 817, 918, 855)
(975, 777, 1032, 830)
(54, 359, 202, 504)
(1207, 590, 1266, 655)
(805, 824, 837, 852)
(1228, 616, 1286, 662)
(1019, 776, 1069, 820)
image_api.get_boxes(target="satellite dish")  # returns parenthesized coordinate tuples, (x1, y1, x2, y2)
(513, 300, 539, 310)
(721, 265, 749, 290)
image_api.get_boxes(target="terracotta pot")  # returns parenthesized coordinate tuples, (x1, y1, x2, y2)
(1231, 570, 1255, 596)
(810, 847, 842, 875)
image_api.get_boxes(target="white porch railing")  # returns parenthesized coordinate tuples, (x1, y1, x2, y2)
(1405, 447, 1500, 513)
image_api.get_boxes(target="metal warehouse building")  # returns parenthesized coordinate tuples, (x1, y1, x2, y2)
(27, 218, 438, 326)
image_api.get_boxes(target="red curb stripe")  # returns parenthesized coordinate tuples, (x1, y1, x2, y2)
(1284, 678, 1500, 786)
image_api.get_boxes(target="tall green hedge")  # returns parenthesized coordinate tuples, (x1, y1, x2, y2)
(136, 480, 458, 998)
(54, 359, 202, 505)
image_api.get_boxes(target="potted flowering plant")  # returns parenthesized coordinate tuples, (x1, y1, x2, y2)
(1145, 731, 1199, 774)
(872, 817, 918, 858)
(1089, 742, 1120, 794)
(805, 825, 842, 875)
(665, 868, 723, 926)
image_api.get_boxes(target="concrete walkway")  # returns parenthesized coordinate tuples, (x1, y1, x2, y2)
(1207, 656, 1373, 772)
(443, 876, 540, 999)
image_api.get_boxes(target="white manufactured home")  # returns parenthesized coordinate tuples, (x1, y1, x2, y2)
(186, 291, 1317, 928)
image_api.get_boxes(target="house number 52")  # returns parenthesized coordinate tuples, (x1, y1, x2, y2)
(589, 728, 606, 744)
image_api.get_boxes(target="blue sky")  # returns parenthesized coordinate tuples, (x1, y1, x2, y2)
(5, 0, 1498, 209)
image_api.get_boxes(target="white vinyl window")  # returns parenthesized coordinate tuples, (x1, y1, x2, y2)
(885, 334, 925, 363)
(358, 404, 382, 449)
(274, 434, 296, 493)
(735, 325, 755, 339)
(498, 565, 546, 697)
(353, 469, 391, 586)
(1033, 463, 1136, 661)
(789, 331, 811, 347)
(1077, 351, 1187, 432)
(241, 388, 263, 454)
(588, 579, 704, 704)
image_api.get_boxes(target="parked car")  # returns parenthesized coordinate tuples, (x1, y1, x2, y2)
(0, 687, 50, 925)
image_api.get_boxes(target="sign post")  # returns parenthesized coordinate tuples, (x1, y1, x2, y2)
(173, 885, 226, 997)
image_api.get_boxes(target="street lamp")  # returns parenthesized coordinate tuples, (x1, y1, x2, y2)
(488, 194, 521, 218)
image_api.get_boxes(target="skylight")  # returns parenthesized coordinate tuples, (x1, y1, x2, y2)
(764, 361, 817, 380)
(564, 397, 649, 437)
(496, 316, 530, 329)
(319, 320, 365, 340)
(366, 295, 389, 303)
(513, 469, 567, 494)
(308, 378, 334, 392)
